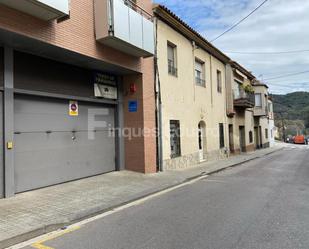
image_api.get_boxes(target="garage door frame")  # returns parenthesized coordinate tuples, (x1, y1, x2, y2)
(3, 85, 124, 197)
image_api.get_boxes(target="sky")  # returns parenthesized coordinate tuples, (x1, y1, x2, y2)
(154, 0, 309, 94)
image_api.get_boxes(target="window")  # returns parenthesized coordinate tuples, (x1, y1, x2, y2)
(167, 42, 177, 76)
(217, 70, 222, 93)
(265, 129, 268, 139)
(170, 120, 181, 158)
(234, 80, 242, 99)
(255, 93, 262, 107)
(249, 131, 253, 143)
(219, 123, 225, 148)
(195, 59, 205, 86)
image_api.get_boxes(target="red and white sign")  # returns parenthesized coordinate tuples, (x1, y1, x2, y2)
(69, 101, 78, 116)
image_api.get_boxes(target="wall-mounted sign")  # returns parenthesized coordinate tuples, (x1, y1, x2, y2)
(128, 100, 138, 113)
(93, 72, 117, 85)
(94, 84, 118, 99)
(69, 100, 79, 116)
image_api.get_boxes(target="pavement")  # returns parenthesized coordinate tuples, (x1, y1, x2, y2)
(1, 144, 284, 249)
(14, 143, 309, 249)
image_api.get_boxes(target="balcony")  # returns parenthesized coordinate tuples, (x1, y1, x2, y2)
(195, 77, 206, 87)
(94, 0, 154, 58)
(233, 89, 255, 109)
(0, 0, 69, 21)
(168, 60, 178, 77)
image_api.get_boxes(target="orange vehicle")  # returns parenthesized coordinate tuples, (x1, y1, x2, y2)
(294, 135, 306, 144)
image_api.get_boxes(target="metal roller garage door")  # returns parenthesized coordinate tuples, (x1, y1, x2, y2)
(14, 95, 116, 193)
(0, 93, 3, 198)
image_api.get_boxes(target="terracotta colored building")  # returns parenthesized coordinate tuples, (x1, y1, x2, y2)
(0, 0, 157, 198)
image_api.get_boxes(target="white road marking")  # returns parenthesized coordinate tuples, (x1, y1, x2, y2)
(7, 174, 209, 249)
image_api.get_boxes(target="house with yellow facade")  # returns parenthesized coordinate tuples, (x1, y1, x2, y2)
(153, 5, 271, 170)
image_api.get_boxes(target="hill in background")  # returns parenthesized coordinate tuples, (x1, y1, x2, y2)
(272, 91, 309, 136)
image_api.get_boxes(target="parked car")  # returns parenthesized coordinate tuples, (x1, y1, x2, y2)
(294, 135, 306, 144)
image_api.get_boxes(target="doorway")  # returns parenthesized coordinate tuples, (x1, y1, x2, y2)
(239, 126, 245, 152)
(198, 121, 206, 162)
(229, 124, 234, 153)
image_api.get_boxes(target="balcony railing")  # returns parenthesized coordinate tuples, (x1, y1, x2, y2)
(94, 0, 154, 58)
(168, 60, 178, 77)
(233, 89, 255, 108)
(195, 77, 206, 86)
(0, 0, 69, 20)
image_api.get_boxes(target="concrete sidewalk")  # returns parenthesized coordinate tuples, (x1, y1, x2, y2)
(0, 145, 283, 249)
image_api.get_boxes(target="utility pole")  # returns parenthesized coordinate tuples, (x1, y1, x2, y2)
(277, 111, 286, 142)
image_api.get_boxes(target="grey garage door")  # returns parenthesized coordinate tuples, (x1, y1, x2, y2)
(0, 93, 3, 198)
(14, 95, 116, 193)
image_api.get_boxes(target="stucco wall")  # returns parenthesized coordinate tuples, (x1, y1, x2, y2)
(156, 19, 229, 170)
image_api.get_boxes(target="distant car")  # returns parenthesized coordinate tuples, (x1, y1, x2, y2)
(294, 135, 306, 144)
(286, 137, 294, 143)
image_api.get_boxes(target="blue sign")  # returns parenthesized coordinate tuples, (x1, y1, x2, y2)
(128, 100, 138, 112)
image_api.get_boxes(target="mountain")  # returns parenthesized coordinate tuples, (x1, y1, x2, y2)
(272, 91, 309, 135)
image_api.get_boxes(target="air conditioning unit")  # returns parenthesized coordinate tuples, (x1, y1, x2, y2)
(94, 84, 118, 100)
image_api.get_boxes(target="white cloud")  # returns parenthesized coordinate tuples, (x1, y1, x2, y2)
(155, 0, 309, 94)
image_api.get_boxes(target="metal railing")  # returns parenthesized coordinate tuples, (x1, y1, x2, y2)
(233, 89, 255, 105)
(195, 77, 206, 86)
(233, 89, 253, 100)
(168, 60, 178, 76)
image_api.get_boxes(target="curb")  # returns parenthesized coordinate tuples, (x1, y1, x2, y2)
(1, 147, 283, 249)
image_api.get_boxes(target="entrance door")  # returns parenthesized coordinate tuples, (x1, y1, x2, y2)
(198, 122, 206, 162)
(239, 126, 245, 152)
(259, 126, 263, 148)
(254, 127, 259, 149)
(229, 124, 234, 153)
(170, 120, 181, 158)
(14, 95, 116, 193)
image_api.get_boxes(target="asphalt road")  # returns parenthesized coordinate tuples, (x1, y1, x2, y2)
(23, 145, 309, 249)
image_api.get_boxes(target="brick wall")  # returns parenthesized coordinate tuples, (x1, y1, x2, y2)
(0, 0, 157, 174)
(0, 0, 141, 72)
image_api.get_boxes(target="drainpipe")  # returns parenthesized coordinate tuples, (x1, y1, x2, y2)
(154, 17, 163, 172)
(210, 55, 214, 107)
(192, 41, 196, 102)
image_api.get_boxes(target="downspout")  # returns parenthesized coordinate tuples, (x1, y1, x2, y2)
(154, 17, 163, 172)
(192, 41, 196, 102)
(210, 55, 214, 107)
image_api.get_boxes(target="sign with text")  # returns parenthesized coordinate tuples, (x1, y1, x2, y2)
(93, 72, 117, 85)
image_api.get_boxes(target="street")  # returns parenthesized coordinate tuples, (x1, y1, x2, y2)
(18, 145, 309, 249)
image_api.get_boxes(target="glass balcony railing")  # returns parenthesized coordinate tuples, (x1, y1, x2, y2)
(0, 0, 69, 20)
(95, 0, 154, 58)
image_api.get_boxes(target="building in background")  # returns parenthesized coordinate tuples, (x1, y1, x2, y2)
(0, 0, 156, 198)
(153, 5, 230, 170)
(225, 62, 256, 154)
(268, 97, 276, 146)
(253, 81, 270, 148)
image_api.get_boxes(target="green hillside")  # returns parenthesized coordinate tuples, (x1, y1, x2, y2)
(272, 91, 309, 135)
